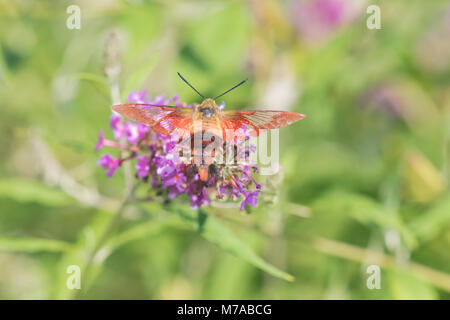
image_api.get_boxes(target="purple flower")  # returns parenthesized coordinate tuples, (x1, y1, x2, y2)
(155, 156, 178, 179)
(163, 171, 186, 189)
(124, 122, 140, 144)
(137, 123, 150, 136)
(110, 114, 124, 140)
(316, 0, 346, 26)
(218, 101, 225, 110)
(95, 130, 105, 151)
(153, 95, 166, 105)
(163, 140, 177, 153)
(168, 187, 181, 199)
(360, 83, 408, 119)
(97, 94, 263, 210)
(292, 0, 361, 43)
(136, 156, 150, 178)
(240, 190, 261, 210)
(216, 184, 227, 199)
(126, 122, 150, 144)
(128, 90, 150, 104)
(98, 154, 120, 177)
(189, 188, 210, 209)
(126, 122, 139, 143)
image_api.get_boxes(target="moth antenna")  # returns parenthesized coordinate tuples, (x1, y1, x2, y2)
(214, 78, 248, 100)
(177, 72, 205, 99)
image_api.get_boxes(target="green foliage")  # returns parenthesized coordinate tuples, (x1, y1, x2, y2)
(0, 237, 72, 253)
(172, 206, 294, 282)
(0, 178, 74, 207)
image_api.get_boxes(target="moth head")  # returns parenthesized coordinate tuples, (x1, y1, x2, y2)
(198, 98, 218, 118)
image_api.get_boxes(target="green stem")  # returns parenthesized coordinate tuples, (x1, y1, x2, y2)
(76, 182, 140, 298)
(444, 110, 450, 185)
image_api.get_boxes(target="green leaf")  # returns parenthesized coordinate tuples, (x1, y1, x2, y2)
(388, 270, 438, 300)
(52, 208, 164, 299)
(122, 53, 159, 98)
(311, 189, 417, 248)
(70, 72, 110, 98)
(184, 3, 249, 76)
(52, 211, 113, 299)
(0, 43, 10, 82)
(0, 178, 74, 207)
(0, 237, 72, 253)
(401, 151, 446, 204)
(107, 219, 163, 250)
(409, 194, 450, 242)
(170, 205, 294, 282)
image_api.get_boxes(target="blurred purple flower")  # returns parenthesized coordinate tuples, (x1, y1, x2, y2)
(240, 190, 261, 210)
(127, 90, 187, 107)
(189, 188, 211, 209)
(124, 122, 140, 144)
(110, 114, 124, 140)
(136, 155, 150, 178)
(98, 154, 120, 177)
(163, 171, 186, 192)
(292, 0, 362, 43)
(127, 90, 150, 104)
(316, 0, 346, 26)
(218, 101, 225, 111)
(95, 130, 105, 151)
(360, 84, 406, 118)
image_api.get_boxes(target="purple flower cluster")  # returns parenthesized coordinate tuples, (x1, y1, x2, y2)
(96, 91, 261, 210)
(292, 0, 362, 43)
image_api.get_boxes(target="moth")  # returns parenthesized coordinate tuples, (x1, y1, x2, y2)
(112, 73, 306, 181)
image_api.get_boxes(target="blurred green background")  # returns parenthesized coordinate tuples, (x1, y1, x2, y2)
(1, 0, 450, 299)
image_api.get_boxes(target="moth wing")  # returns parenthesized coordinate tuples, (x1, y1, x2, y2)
(112, 103, 193, 135)
(222, 110, 306, 136)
